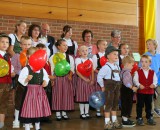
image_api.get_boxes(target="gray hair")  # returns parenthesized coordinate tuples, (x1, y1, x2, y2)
(111, 30, 121, 37)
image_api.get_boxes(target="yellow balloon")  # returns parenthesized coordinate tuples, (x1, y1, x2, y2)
(0, 58, 9, 77)
(52, 53, 65, 65)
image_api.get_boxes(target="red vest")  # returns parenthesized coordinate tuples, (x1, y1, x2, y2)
(44, 61, 51, 75)
(0, 54, 12, 84)
(137, 69, 154, 94)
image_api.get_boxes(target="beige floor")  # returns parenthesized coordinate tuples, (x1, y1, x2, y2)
(3, 103, 160, 130)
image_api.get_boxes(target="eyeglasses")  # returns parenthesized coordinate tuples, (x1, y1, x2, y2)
(21, 44, 31, 46)
(114, 36, 121, 39)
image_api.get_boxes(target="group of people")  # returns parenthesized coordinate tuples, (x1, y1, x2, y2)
(0, 20, 160, 130)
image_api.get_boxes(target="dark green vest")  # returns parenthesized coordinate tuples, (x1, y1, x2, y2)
(27, 65, 43, 85)
(13, 34, 22, 54)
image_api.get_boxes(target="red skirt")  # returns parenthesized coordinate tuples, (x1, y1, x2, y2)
(75, 76, 94, 102)
(21, 84, 51, 118)
(52, 75, 74, 111)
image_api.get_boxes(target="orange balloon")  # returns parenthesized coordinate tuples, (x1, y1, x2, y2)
(19, 50, 27, 67)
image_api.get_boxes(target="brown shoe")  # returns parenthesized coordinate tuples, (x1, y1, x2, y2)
(104, 121, 113, 130)
(113, 120, 122, 129)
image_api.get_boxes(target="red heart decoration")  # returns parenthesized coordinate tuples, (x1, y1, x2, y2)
(131, 62, 138, 75)
(77, 60, 93, 77)
(100, 56, 108, 66)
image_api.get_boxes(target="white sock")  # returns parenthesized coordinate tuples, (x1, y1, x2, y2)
(25, 124, 30, 130)
(14, 109, 19, 122)
(35, 122, 40, 130)
(84, 104, 89, 114)
(112, 116, 117, 122)
(122, 116, 128, 121)
(56, 111, 61, 117)
(62, 111, 67, 116)
(105, 118, 110, 124)
(96, 109, 101, 116)
(0, 122, 4, 128)
(79, 104, 85, 115)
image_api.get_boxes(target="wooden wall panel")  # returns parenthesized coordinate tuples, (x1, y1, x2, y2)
(1, 0, 67, 7)
(68, 9, 137, 26)
(0, 1, 67, 20)
(106, 0, 137, 4)
(0, 0, 138, 26)
(68, 0, 137, 15)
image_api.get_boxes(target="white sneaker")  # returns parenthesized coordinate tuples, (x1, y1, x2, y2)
(23, 123, 33, 128)
(13, 121, 20, 128)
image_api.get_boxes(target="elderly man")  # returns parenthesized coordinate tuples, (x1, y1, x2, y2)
(40, 23, 55, 56)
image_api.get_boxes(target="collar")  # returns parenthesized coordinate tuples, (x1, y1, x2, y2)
(140, 67, 151, 72)
(0, 50, 6, 57)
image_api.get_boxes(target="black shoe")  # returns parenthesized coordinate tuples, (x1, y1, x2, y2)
(136, 118, 144, 126)
(147, 118, 156, 125)
(62, 115, 69, 120)
(56, 116, 62, 121)
(122, 119, 136, 127)
(80, 114, 86, 120)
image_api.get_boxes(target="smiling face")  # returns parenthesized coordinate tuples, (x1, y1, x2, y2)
(84, 32, 92, 43)
(32, 27, 40, 38)
(111, 35, 121, 45)
(41, 24, 50, 36)
(57, 41, 68, 53)
(17, 22, 27, 35)
(0, 37, 10, 51)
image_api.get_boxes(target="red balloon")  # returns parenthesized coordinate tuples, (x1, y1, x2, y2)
(100, 56, 108, 66)
(131, 62, 138, 75)
(77, 60, 93, 77)
(29, 49, 47, 72)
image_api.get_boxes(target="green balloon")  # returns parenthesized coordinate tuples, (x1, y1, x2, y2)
(54, 60, 71, 76)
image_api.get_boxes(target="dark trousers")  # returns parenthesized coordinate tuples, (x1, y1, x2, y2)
(104, 80, 122, 112)
(136, 93, 153, 119)
(121, 85, 133, 117)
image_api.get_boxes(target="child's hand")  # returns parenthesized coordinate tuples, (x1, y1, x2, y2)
(11, 72, 16, 77)
(150, 84, 156, 88)
(85, 78, 90, 83)
(101, 87, 105, 92)
(49, 75, 56, 80)
(90, 80, 94, 85)
(42, 80, 47, 87)
(51, 81, 54, 87)
(132, 86, 138, 92)
(27, 75, 33, 81)
(139, 84, 145, 89)
(68, 75, 72, 81)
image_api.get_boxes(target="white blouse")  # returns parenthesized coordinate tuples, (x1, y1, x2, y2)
(18, 67, 49, 86)
(92, 52, 105, 70)
(52, 38, 78, 56)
